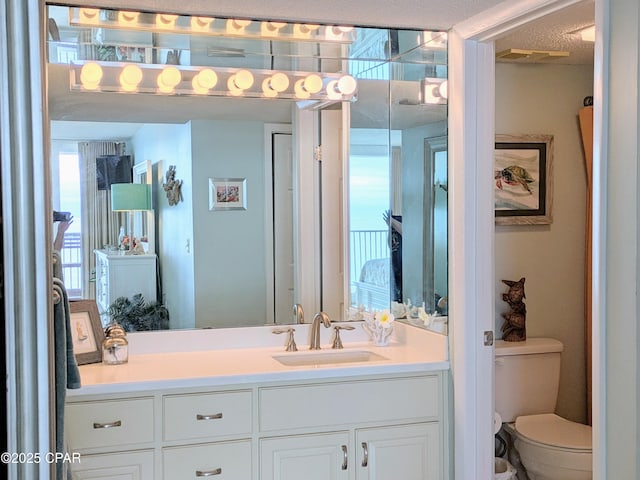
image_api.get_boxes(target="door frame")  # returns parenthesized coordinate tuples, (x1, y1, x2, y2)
(264, 123, 293, 325)
(449, 0, 605, 477)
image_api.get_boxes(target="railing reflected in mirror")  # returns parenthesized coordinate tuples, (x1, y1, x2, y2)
(47, 3, 448, 334)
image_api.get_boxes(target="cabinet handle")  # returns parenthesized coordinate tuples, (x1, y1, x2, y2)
(361, 442, 369, 467)
(196, 413, 223, 421)
(341, 445, 348, 470)
(92, 420, 122, 429)
(195, 468, 222, 476)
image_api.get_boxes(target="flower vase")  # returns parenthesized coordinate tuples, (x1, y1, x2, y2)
(373, 326, 393, 346)
(362, 309, 395, 347)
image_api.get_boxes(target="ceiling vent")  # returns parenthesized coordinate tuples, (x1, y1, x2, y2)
(496, 48, 570, 61)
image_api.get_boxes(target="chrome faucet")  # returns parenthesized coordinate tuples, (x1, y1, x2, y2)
(309, 312, 331, 350)
(293, 303, 304, 324)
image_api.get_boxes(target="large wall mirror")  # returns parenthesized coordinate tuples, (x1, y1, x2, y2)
(47, 4, 448, 334)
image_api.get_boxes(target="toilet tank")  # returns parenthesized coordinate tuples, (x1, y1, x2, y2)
(495, 337, 563, 422)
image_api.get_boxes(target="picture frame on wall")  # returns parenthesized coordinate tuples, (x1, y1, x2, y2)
(69, 300, 105, 365)
(494, 134, 554, 225)
(209, 177, 247, 211)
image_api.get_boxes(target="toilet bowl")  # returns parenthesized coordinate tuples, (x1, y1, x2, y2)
(513, 414, 592, 480)
(495, 338, 592, 480)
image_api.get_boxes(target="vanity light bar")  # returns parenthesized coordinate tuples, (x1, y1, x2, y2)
(69, 8, 357, 44)
(69, 61, 358, 101)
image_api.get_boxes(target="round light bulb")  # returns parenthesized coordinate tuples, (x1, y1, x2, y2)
(119, 64, 143, 92)
(228, 18, 251, 32)
(157, 66, 181, 93)
(195, 69, 218, 90)
(422, 84, 439, 104)
(293, 23, 320, 37)
(302, 74, 322, 94)
(269, 72, 289, 92)
(438, 80, 448, 99)
(118, 11, 140, 25)
(326, 80, 341, 100)
(337, 75, 357, 95)
(79, 8, 100, 23)
(261, 79, 278, 98)
(294, 79, 310, 99)
(191, 16, 214, 31)
(232, 69, 254, 90)
(156, 14, 178, 29)
(227, 77, 244, 96)
(80, 62, 103, 89)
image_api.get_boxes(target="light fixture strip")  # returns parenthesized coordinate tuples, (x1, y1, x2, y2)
(69, 8, 356, 44)
(69, 61, 358, 101)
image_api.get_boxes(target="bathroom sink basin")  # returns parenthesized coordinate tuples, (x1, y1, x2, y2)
(272, 350, 388, 367)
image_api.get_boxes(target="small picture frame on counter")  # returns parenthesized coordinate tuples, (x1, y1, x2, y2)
(69, 299, 105, 365)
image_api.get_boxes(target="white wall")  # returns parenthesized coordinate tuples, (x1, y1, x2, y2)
(190, 119, 267, 328)
(132, 122, 195, 330)
(495, 62, 593, 423)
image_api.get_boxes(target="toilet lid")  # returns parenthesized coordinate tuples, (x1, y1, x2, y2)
(515, 414, 592, 451)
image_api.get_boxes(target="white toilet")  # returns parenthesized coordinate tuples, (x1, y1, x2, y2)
(495, 338, 592, 480)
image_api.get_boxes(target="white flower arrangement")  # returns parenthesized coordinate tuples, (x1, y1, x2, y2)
(362, 309, 395, 346)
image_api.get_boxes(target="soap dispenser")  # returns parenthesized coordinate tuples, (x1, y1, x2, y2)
(102, 322, 129, 365)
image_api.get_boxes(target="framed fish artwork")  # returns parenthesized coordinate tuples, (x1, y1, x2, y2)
(494, 134, 554, 225)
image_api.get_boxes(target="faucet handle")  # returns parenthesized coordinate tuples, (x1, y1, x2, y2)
(332, 325, 355, 349)
(273, 327, 298, 352)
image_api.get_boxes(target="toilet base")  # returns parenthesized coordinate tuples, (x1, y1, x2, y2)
(514, 436, 592, 480)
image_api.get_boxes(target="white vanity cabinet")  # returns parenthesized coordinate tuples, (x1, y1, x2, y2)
(94, 249, 157, 318)
(258, 374, 447, 480)
(66, 372, 449, 480)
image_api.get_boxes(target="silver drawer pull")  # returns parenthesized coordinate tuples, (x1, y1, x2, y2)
(196, 468, 222, 476)
(92, 420, 122, 429)
(341, 445, 348, 470)
(361, 442, 369, 467)
(196, 413, 223, 421)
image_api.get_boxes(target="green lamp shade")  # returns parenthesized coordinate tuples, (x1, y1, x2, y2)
(111, 183, 152, 211)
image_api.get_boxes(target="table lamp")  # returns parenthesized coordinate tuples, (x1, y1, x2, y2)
(111, 183, 152, 251)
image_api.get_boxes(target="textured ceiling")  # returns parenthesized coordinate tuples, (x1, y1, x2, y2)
(495, 0, 595, 65)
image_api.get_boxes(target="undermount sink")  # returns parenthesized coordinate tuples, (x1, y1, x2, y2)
(272, 350, 388, 367)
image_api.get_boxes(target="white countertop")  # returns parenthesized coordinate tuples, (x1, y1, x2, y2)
(68, 321, 449, 397)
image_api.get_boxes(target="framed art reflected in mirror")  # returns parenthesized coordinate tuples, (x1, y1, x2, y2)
(209, 177, 247, 211)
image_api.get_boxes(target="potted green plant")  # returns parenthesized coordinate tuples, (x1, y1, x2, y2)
(106, 293, 170, 332)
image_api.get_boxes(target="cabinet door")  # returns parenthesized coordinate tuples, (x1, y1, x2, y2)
(356, 423, 441, 480)
(260, 432, 350, 480)
(70, 450, 154, 480)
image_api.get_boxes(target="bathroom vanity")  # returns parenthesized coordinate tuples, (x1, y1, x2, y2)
(65, 323, 451, 480)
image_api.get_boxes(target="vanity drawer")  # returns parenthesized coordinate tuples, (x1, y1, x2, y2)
(163, 390, 252, 441)
(162, 440, 252, 479)
(69, 450, 154, 480)
(259, 375, 440, 432)
(66, 398, 154, 451)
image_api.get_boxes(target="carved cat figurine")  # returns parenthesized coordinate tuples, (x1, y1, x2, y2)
(501, 277, 526, 342)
